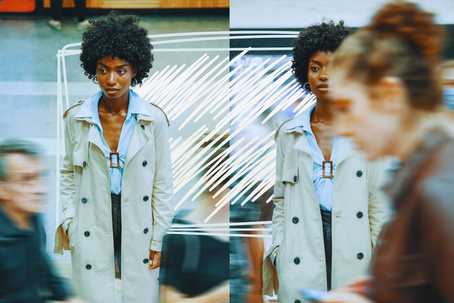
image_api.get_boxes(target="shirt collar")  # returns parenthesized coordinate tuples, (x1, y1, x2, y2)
(74, 89, 154, 124)
(283, 101, 316, 134)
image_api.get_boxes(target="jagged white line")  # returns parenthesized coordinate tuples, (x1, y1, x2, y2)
(171, 221, 272, 227)
(152, 54, 211, 115)
(167, 56, 223, 119)
(168, 228, 270, 232)
(167, 232, 271, 238)
(143, 61, 201, 107)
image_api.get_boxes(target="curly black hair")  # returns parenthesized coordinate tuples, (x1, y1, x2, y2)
(80, 13, 153, 86)
(292, 21, 350, 88)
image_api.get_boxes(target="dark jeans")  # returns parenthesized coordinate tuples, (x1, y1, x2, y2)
(320, 208, 332, 290)
(111, 193, 122, 279)
(50, 0, 86, 22)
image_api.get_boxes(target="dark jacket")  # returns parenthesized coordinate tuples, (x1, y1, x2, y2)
(371, 128, 454, 303)
(0, 208, 72, 303)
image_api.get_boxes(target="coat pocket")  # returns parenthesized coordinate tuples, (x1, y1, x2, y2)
(282, 157, 299, 185)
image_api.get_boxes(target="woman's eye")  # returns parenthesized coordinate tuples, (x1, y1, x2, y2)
(118, 69, 126, 75)
(97, 68, 107, 74)
(311, 66, 320, 73)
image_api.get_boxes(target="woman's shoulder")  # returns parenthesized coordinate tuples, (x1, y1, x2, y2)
(63, 99, 86, 119)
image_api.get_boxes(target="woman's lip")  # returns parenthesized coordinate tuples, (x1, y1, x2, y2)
(106, 89, 120, 93)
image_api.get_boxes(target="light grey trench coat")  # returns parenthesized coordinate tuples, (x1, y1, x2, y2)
(55, 93, 173, 303)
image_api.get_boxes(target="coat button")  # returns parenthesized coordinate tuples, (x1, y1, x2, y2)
(143, 196, 149, 202)
(293, 257, 300, 265)
(356, 170, 363, 177)
(142, 160, 148, 167)
(144, 228, 149, 234)
(82, 161, 87, 168)
(357, 252, 364, 260)
(292, 217, 299, 224)
(81, 197, 88, 204)
(295, 300, 302, 303)
(356, 211, 363, 219)
(86, 264, 92, 270)
(84, 231, 90, 237)
(141, 125, 145, 130)
(143, 258, 149, 264)
(293, 176, 298, 183)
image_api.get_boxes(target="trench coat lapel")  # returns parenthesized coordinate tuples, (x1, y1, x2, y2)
(124, 114, 154, 168)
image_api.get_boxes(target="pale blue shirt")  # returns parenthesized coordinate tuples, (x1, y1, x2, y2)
(299, 103, 347, 211)
(84, 90, 144, 194)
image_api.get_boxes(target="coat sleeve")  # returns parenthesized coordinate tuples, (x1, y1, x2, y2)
(367, 159, 391, 247)
(54, 115, 76, 254)
(150, 118, 174, 252)
(263, 129, 286, 295)
(270, 129, 286, 255)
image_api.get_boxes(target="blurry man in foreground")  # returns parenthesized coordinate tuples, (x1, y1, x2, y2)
(0, 139, 79, 303)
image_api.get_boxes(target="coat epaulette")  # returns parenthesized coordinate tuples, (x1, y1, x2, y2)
(150, 103, 170, 126)
(275, 118, 292, 140)
(63, 100, 85, 118)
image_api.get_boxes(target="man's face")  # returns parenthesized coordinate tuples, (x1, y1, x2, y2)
(0, 154, 46, 215)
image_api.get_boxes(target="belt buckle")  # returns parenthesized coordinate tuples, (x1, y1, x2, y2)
(322, 160, 334, 179)
(110, 152, 120, 168)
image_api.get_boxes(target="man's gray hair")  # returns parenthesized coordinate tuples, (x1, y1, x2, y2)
(0, 139, 42, 181)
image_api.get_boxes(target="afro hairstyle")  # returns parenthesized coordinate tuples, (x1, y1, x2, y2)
(80, 13, 153, 86)
(292, 21, 350, 88)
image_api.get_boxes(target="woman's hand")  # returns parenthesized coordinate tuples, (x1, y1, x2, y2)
(149, 250, 161, 269)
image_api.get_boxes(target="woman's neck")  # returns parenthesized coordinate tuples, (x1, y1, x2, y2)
(100, 93, 129, 115)
(311, 96, 333, 124)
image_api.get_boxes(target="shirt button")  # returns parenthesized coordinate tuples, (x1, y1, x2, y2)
(357, 252, 364, 260)
(356, 211, 364, 219)
(81, 198, 88, 204)
(144, 228, 149, 234)
(356, 170, 363, 177)
(84, 231, 90, 237)
(143, 196, 149, 202)
(142, 160, 148, 167)
(292, 217, 299, 224)
(85, 264, 92, 270)
(293, 257, 300, 265)
(143, 258, 149, 264)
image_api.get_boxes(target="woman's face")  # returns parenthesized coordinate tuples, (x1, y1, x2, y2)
(307, 51, 333, 100)
(329, 69, 404, 160)
(96, 56, 136, 100)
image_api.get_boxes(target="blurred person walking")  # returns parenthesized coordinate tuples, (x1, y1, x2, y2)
(264, 21, 390, 303)
(324, 1, 454, 303)
(0, 139, 80, 303)
(48, 0, 89, 31)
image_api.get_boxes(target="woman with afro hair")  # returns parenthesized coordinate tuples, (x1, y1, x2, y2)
(263, 21, 390, 302)
(55, 13, 173, 303)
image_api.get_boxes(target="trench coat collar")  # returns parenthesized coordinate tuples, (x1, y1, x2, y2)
(72, 90, 157, 165)
(73, 90, 155, 123)
(281, 102, 355, 166)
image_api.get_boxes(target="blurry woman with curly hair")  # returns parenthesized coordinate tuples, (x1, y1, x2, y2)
(54, 13, 173, 303)
(263, 21, 390, 303)
(321, 2, 454, 303)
